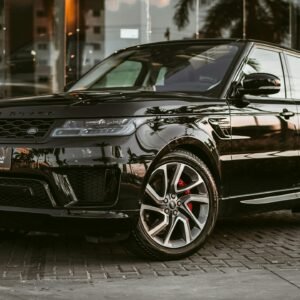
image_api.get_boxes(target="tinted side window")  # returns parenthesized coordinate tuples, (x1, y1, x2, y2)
(243, 48, 286, 98)
(286, 54, 300, 99)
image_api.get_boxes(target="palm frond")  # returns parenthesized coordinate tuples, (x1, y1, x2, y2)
(173, 0, 195, 30)
(202, 0, 241, 37)
(173, 0, 289, 43)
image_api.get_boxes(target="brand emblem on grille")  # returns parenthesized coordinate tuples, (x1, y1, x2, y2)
(27, 127, 39, 135)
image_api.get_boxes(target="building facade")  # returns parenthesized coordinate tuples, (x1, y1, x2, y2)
(0, 0, 299, 98)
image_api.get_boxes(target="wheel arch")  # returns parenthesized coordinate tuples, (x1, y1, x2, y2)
(175, 143, 221, 194)
(147, 136, 223, 196)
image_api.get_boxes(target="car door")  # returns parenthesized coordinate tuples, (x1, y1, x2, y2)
(285, 52, 300, 191)
(228, 46, 299, 199)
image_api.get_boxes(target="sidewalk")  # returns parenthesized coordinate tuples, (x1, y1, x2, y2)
(0, 269, 299, 299)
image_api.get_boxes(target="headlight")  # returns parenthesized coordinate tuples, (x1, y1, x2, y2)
(52, 118, 138, 137)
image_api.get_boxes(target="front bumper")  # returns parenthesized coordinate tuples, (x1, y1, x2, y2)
(0, 135, 155, 234)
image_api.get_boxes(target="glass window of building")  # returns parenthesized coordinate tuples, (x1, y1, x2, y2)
(0, 0, 300, 99)
(0, 0, 64, 99)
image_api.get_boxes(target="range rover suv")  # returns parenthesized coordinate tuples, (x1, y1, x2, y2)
(0, 39, 299, 260)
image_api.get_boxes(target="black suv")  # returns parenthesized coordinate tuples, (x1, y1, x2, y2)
(0, 39, 299, 260)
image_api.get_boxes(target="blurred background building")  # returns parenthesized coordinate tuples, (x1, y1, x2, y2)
(0, 0, 299, 98)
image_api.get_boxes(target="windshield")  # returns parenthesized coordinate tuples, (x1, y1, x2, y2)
(69, 42, 241, 96)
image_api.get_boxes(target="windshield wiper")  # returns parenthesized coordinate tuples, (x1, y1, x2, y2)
(66, 90, 147, 105)
(66, 89, 210, 105)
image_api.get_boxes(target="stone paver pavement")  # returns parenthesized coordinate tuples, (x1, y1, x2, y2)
(0, 210, 298, 299)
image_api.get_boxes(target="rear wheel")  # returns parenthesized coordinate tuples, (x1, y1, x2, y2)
(130, 150, 219, 260)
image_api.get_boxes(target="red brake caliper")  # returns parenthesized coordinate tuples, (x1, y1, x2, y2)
(178, 179, 193, 211)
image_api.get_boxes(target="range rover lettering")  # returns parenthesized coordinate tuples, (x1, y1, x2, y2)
(0, 39, 299, 260)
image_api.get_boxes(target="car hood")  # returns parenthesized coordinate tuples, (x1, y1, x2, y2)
(0, 91, 228, 119)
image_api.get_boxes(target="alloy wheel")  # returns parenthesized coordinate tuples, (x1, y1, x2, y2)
(140, 162, 210, 249)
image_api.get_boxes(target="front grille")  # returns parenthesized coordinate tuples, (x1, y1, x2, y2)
(55, 168, 120, 206)
(0, 177, 53, 208)
(0, 119, 54, 140)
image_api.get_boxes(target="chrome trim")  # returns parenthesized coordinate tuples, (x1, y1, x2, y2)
(52, 173, 79, 207)
(41, 182, 57, 207)
(240, 192, 300, 205)
(63, 175, 79, 207)
(222, 187, 300, 201)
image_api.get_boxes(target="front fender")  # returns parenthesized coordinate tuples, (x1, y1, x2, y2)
(134, 117, 225, 196)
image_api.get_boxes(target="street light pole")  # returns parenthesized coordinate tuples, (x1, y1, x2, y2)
(196, 0, 199, 38)
(289, 0, 293, 48)
(243, 0, 246, 39)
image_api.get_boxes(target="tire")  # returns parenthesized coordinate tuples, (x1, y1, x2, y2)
(129, 150, 219, 260)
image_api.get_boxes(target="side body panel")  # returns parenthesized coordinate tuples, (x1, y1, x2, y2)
(226, 44, 300, 206)
(229, 97, 298, 197)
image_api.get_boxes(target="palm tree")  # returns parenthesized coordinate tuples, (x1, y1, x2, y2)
(174, 0, 289, 44)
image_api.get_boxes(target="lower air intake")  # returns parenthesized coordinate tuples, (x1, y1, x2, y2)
(0, 177, 54, 208)
(55, 168, 120, 206)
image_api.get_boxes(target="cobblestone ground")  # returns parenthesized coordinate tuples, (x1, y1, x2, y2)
(0, 211, 299, 284)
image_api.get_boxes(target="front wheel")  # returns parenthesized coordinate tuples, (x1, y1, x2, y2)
(130, 150, 219, 260)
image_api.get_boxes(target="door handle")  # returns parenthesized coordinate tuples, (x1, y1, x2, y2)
(279, 108, 295, 119)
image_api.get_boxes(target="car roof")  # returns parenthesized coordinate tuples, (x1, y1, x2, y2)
(122, 38, 300, 56)
(129, 38, 243, 49)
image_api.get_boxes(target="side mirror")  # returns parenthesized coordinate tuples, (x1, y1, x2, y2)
(237, 73, 281, 96)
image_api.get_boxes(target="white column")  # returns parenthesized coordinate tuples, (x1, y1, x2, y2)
(140, 0, 151, 43)
(196, 0, 199, 38)
(145, 0, 151, 43)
